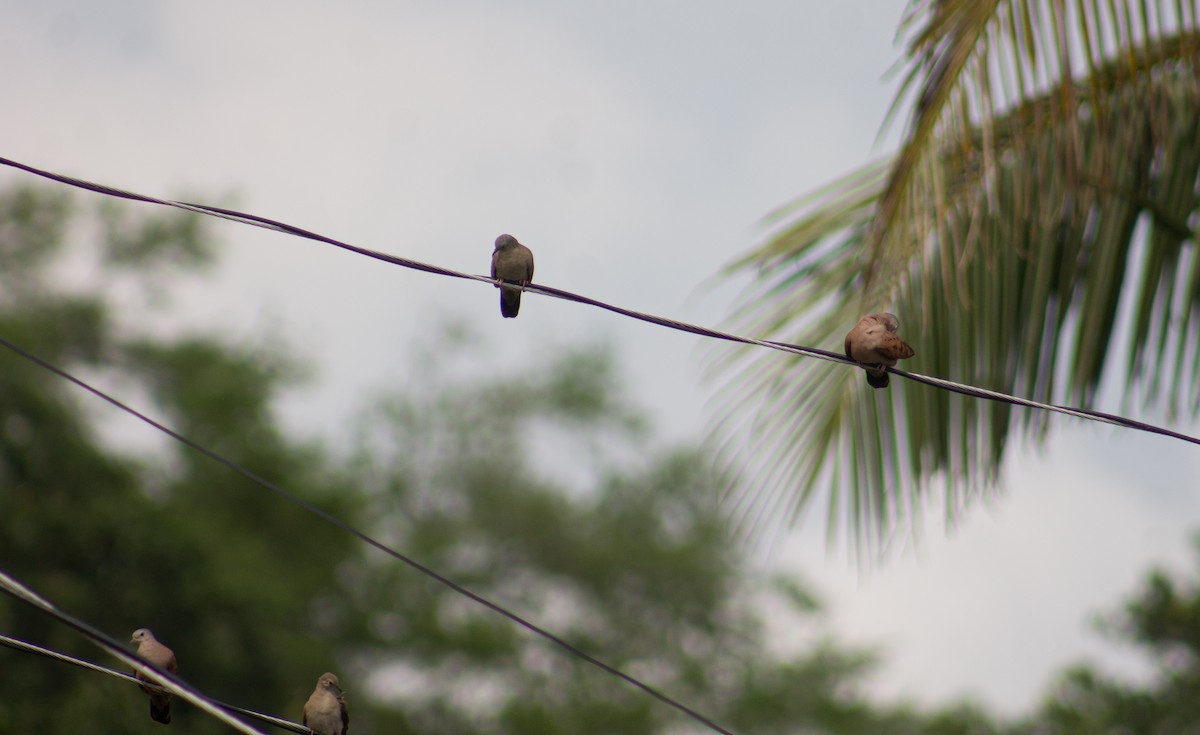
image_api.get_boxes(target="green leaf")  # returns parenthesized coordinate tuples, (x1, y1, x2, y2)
(713, 1, 1200, 551)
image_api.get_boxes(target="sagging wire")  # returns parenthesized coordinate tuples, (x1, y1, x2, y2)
(0, 155, 1194, 447)
(0, 333, 738, 735)
(0, 569, 268, 735)
(0, 632, 309, 733)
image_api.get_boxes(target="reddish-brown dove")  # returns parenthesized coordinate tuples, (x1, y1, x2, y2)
(491, 234, 535, 318)
(844, 312, 915, 389)
(303, 672, 349, 735)
(131, 628, 178, 725)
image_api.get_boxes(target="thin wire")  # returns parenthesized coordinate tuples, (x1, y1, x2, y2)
(0, 632, 309, 733)
(0, 333, 737, 735)
(0, 570, 267, 735)
(0, 155, 1195, 447)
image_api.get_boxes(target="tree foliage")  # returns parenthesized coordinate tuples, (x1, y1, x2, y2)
(5, 166, 1200, 734)
(1010, 536, 1200, 734)
(714, 0, 1200, 550)
(0, 183, 360, 732)
(0, 183, 989, 734)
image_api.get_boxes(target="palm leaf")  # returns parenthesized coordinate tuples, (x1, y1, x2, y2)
(713, 0, 1200, 552)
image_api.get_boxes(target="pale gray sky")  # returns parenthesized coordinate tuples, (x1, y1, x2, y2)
(3, 0, 1198, 719)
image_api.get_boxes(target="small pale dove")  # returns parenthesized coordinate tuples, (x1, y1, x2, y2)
(491, 234, 535, 318)
(131, 628, 178, 725)
(844, 312, 915, 389)
(303, 672, 349, 735)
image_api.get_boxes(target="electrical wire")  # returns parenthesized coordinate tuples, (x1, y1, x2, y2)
(0, 333, 738, 735)
(0, 570, 268, 735)
(0, 632, 309, 733)
(0, 155, 1195, 447)
(0, 153, 1196, 731)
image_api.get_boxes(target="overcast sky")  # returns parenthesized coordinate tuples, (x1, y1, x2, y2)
(3, 0, 1199, 720)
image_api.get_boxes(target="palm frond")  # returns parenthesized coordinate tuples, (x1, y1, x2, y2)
(713, 0, 1200, 551)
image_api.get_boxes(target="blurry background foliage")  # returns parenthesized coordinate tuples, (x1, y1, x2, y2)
(0, 183, 959, 734)
(3, 163, 1200, 731)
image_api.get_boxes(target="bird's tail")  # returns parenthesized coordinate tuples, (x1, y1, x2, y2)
(150, 697, 172, 725)
(500, 288, 521, 318)
(866, 369, 889, 389)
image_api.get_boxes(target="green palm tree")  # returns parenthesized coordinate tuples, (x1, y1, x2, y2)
(714, 0, 1200, 553)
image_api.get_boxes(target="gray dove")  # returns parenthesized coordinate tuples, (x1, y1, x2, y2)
(491, 234, 535, 318)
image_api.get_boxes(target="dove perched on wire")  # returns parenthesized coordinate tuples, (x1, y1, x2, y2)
(303, 672, 350, 735)
(844, 312, 915, 389)
(491, 234, 535, 318)
(130, 628, 178, 725)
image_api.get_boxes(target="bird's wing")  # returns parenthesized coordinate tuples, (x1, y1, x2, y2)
(874, 331, 914, 359)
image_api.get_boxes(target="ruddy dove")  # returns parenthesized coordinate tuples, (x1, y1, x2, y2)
(303, 672, 349, 735)
(130, 628, 178, 725)
(844, 312, 915, 389)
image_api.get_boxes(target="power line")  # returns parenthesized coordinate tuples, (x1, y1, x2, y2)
(0, 569, 268, 735)
(0, 153, 1195, 730)
(0, 632, 309, 733)
(0, 333, 739, 735)
(0, 155, 1195, 447)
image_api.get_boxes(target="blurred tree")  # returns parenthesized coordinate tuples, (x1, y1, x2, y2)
(713, 0, 1200, 551)
(0, 183, 362, 732)
(1014, 535, 1200, 734)
(337, 328, 1002, 734)
(0, 183, 995, 733)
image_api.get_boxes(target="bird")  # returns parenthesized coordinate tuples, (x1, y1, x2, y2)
(844, 312, 915, 389)
(303, 672, 350, 735)
(491, 234, 535, 318)
(130, 628, 178, 725)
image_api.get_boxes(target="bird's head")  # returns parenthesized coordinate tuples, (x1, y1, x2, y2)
(494, 234, 518, 251)
(866, 312, 900, 331)
(131, 628, 155, 645)
(318, 672, 342, 693)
